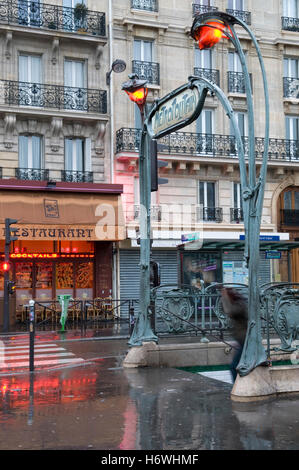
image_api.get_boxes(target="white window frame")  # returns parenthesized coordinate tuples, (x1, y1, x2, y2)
(283, 57, 299, 78)
(19, 134, 43, 169)
(64, 137, 91, 172)
(195, 48, 213, 69)
(228, 0, 244, 10)
(232, 182, 243, 209)
(133, 39, 154, 62)
(283, 0, 299, 18)
(198, 181, 216, 208)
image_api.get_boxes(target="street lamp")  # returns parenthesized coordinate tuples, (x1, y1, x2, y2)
(106, 59, 127, 86)
(191, 12, 270, 377)
(122, 74, 158, 347)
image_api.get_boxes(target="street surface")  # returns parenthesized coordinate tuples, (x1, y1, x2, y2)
(0, 329, 299, 450)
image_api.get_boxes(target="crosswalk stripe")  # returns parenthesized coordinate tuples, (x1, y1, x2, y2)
(3, 352, 75, 361)
(0, 343, 60, 350)
(0, 347, 66, 353)
(0, 358, 84, 369)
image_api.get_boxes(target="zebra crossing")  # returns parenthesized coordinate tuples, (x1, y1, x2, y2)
(0, 340, 84, 372)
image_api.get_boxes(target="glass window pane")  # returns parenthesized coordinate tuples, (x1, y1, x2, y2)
(284, 191, 292, 210)
(294, 192, 299, 210)
(36, 263, 53, 301)
(207, 182, 215, 207)
(56, 263, 73, 297)
(76, 263, 93, 299)
(15, 262, 33, 305)
(199, 182, 205, 205)
(32, 135, 41, 168)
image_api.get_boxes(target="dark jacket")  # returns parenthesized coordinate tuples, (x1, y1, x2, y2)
(221, 288, 248, 345)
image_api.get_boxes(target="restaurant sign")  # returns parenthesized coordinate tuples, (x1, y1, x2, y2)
(147, 78, 208, 139)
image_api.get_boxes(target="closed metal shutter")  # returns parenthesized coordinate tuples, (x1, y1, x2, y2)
(222, 251, 270, 285)
(119, 249, 178, 317)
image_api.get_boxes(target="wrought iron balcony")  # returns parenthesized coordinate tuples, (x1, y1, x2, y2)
(61, 170, 93, 183)
(230, 208, 244, 223)
(1, 80, 107, 114)
(226, 9, 251, 24)
(116, 128, 299, 161)
(282, 16, 299, 32)
(0, 0, 106, 37)
(193, 67, 220, 86)
(198, 207, 223, 223)
(15, 168, 49, 181)
(283, 77, 299, 99)
(132, 60, 160, 86)
(281, 209, 299, 226)
(0, 167, 2, 179)
(131, 0, 158, 12)
(192, 4, 218, 16)
(228, 71, 253, 94)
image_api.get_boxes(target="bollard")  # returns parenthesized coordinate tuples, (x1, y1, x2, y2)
(29, 300, 35, 373)
(129, 303, 135, 336)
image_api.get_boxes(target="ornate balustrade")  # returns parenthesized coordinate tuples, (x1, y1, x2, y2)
(15, 168, 49, 181)
(228, 71, 253, 94)
(282, 16, 299, 32)
(116, 128, 299, 161)
(0, 0, 106, 36)
(1, 80, 107, 114)
(132, 60, 160, 86)
(283, 77, 299, 99)
(61, 170, 93, 183)
(226, 8, 251, 24)
(192, 4, 218, 16)
(131, 0, 158, 12)
(193, 67, 220, 86)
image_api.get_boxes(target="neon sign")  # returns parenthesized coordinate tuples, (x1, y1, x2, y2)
(1, 253, 95, 259)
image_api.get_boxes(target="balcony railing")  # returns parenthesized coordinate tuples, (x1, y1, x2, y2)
(283, 77, 299, 99)
(282, 16, 299, 32)
(192, 4, 218, 16)
(132, 60, 160, 86)
(15, 168, 49, 181)
(228, 71, 253, 94)
(0, 0, 106, 37)
(281, 209, 299, 226)
(230, 208, 244, 223)
(116, 128, 299, 161)
(226, 8, 251, 24)
(198, 207, 223, 223)
(131, 0, 158, 12)
(193, 67, 220, 86)
(1, 80, 107, 114)
(61, 170, 93, 183)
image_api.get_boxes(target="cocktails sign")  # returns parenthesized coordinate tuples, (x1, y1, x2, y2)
(147, 78, 208, 139)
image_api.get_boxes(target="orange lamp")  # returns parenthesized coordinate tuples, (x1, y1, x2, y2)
(194, 19, 227, 50)
(124, 87, 148, 106)
(2, 261, 10, 272)
(122, 74, 148, 114)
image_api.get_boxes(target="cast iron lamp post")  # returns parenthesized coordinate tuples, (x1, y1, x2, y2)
(122, 74, 158, 346)
(191, 12, 270, 376)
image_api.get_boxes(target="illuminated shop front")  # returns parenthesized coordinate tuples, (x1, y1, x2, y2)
(0, 180, 125, 308)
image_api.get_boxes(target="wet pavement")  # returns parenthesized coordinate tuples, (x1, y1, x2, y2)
(0, 329, 299, 450)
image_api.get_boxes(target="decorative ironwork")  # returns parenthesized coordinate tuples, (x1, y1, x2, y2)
(61, 170, 93, 183)
(193, 67, 220, 86)
(228, 71, 253, 94)
(0, 0, 106, 37)
(260, 283, 299, 352)
(197, 207, 223, 223)
(2, 80, 107, 114)
(192, 4, 218, 17)
(116, 128, 299, 161)
(230, 208, 244, 223)
(282, 16, 299, 32)
(15, 168, 49, 181)
(283, 77, 299, 99)
(225, 8, 251, 24)
(131, 0, 158, 12)
(132, 60, 160, 86)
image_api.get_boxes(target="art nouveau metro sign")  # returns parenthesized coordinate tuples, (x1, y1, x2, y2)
(147, 78, 208, 140)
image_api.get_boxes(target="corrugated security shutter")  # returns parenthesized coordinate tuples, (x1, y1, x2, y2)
(119, 249, 178, 317)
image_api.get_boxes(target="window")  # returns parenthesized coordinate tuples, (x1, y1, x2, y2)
(64, 59, 87, 110)
(199, 181, 216, 208)
(284, 57, 299, 78)
(228, 0, 244, 10)
(63, 0, 87, 31)
(19, 135, 42, 169)
(64, 137, 91, 175)
(286, 116, 299, 159)
(19, 54, 42, 106)
(233, 182, 243, 209)
(134, 39, 153, 62)
(195, 48, 213, 69)
(196, 109, 214, 154)
(283, 0, 299, 18)
(133, 39, 159, 85)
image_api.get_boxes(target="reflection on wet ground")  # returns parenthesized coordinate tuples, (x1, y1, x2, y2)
(0, 337, 299, 450)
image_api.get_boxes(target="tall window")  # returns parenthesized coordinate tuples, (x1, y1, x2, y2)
(134, 39, 153, 63)
(228, 0, 244, 10)
(19, 54, 42, 106)
(195, 48, 213, 69)
(65, 138, 91, 173)
(19, 135, 42, 169)
(63, 0, 87, 31)
(284, 57, 299, 78)
(199, 181, 216, 208)
(286, 116, 299, 159)
(196, 109, 214, 154)
(64, 59, 87, 110)
(283, 0, 299, 17)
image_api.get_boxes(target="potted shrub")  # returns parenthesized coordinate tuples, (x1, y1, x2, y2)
(74, 3, 87, 32)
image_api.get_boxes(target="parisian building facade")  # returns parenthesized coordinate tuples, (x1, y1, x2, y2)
(0, 0, 299, 316)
